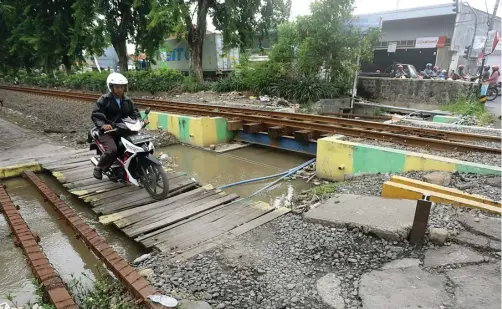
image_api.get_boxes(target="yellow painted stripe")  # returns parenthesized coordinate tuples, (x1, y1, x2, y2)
(390, 176, 501, 207)
(168, 114, 179, 138)
(403, 153, 456, 172)
(149, 112, 159, 130)
(381, 182, 501, 214)
(189, 117, 203, 147)
(316, 137, 355, 181)
(0, 162, 41, 179)
(201, 117, 218, 147)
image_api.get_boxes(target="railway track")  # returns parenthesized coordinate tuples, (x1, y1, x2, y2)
(1, 85, 501, 154)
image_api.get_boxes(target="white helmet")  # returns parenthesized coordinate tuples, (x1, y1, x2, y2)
(106, 72, 128, 92)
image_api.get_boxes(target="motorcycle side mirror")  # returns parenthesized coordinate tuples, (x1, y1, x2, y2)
(145, 107, 151, 115)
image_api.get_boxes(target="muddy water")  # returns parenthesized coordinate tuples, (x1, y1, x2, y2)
(160, 145, 314, 207)
(0, 176, 143, 306)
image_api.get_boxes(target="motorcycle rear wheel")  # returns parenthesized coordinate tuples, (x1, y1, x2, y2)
(487, 87, 498, 101)
(140, 163, 169, 200)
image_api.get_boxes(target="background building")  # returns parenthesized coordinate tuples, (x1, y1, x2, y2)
(358, 3, 501, 74)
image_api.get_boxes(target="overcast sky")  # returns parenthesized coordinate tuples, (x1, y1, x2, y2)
(292, 0, 501, 18)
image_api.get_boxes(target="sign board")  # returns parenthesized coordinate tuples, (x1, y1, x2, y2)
(415, 37, 439, 48)
(387, 42, 397, 53)
(485, 30, 500, 55)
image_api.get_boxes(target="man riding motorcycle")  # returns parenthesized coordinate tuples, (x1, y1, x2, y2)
(423, 63, 434, 78)
(91, 72, 149, 180)
(432, 65, 440, 77)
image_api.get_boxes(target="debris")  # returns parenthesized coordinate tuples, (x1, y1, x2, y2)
(133, 253, 151, 264)
(423, 172, 451, 186)
(159, 153, 169, 160)
(209, 144, 216, 150)
(148, 295, 178, 307)
(43, 128, 77, 134)
(428, 227, 448, 245)
(259, 95, 270, 102)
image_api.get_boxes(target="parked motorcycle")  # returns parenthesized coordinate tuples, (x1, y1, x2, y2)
(487, 84, 499, 101)
(87, 108, 169, 200)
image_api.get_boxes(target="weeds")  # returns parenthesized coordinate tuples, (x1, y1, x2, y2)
(440, 95, 495, 125)
(310, 182, 343, 200)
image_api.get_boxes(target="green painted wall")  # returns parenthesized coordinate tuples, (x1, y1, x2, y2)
(215, 118, 234, 142)
(353, 145, 406, 174)
(178, 116, 191, 142)
(158, 113, 168, 130)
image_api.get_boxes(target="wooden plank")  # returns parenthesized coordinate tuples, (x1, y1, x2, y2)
(113, 189, 220, 228)
(227, 120, 242, 131)
(83, 184, 143, 203)
(268, 126, 285, 139)
(170, 233, 235, 261)
(294, 130, 313, 142)
(242, 123, 263, 133)
(123, 193, 239, 238)
(99, 186, 209, 225)
(156, 202, 271, 253)
(150, 202, 253, 250)
(229, 207, 290, 236)
(138, 203, 231, 248)
(95, 179, 196, 215)
(122, 192, 226, 231)
(45, 160, 92, 171)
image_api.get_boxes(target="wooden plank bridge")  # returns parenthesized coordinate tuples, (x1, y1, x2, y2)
(38, 151, 290, 260)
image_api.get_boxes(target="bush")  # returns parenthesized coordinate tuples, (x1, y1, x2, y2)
(440, 95, 495, 125)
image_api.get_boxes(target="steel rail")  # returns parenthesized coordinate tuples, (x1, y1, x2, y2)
(1, 85, 500, 153)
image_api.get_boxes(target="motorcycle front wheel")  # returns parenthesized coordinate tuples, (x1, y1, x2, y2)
(140, 163, 169, 200)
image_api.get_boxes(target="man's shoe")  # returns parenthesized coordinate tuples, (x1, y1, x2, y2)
(93, 168, 103, 180)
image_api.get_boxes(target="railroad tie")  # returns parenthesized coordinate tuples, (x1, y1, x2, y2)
(0, 185, 78, 309)
(22, 171, 165, 309)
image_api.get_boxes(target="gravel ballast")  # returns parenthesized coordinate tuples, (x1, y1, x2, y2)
(0, 89, 178, 148)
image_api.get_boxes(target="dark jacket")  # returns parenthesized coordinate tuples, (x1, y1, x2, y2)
(91, 92, 140, 128)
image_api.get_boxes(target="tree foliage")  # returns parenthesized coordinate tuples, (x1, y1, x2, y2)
(269, 0, 380, 88)
(148, 0, 291, 82)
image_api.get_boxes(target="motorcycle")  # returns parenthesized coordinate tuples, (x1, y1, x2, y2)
(87, 108, 170, 200)
(487, 84, 499, 101)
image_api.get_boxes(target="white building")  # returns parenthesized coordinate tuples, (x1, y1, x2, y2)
(357, 3, 501, 74)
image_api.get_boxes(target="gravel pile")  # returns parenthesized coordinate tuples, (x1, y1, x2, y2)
(139, 215, 422, 309)
(399, 119, 502, 137)
(347, 137, 501, 166)
(0, 89, 178, 148)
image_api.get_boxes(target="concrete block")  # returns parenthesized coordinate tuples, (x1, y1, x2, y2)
(423, 244, 485, 267)
(303, 194, 416, 241)
(313, 98, 351, 114)
(458, 214, 501, 241)
(446, 264, 501, 309)
(359, 267, 451, 309)
(433, 115, 461, 123)
(316, 137, 501, 181)
(380, 258, 420, 270)
(452, 231, 501, 251)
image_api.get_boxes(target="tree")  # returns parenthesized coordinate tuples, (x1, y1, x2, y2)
(148, 0, 291, 82)
(0, 0, 106, 74)
(268, 0, 380, 88)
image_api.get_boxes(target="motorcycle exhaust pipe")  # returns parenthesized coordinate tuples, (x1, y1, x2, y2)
(90, 157, 99, 167)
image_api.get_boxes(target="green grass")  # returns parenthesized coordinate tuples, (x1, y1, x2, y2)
(440, 96, 495, 125)
(310, 182, 343, 200)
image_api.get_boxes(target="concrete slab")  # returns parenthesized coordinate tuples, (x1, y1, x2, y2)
(447, 263, 501, 309)
(304, 194, 416, 240)
(452, 231, 501, 252)
(359, 267, 450, 309)
(316, 273, 345, 309)
(423, 244, 485, 267)
(381, 258, 420, 270)
(458, 214, 501, 241)
(433, 115, 461, 123)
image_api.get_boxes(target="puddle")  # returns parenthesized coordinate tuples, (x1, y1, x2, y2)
(159, 144, 314, 207)
(0, 177, 143, 306)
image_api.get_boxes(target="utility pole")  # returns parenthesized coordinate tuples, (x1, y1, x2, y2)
(464, 2, 478, 71)
(478, 0, 500, 103)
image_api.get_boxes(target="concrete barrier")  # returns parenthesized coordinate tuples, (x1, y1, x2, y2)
(141, 111, 234, 147)
(316, 136, 501, 181)
(357, 77, 476, 110)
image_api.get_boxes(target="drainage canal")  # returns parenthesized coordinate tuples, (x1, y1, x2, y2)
(0, 144, 313, 305)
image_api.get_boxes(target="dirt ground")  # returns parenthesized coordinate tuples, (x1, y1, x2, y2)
(0, 89, 177, 148)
